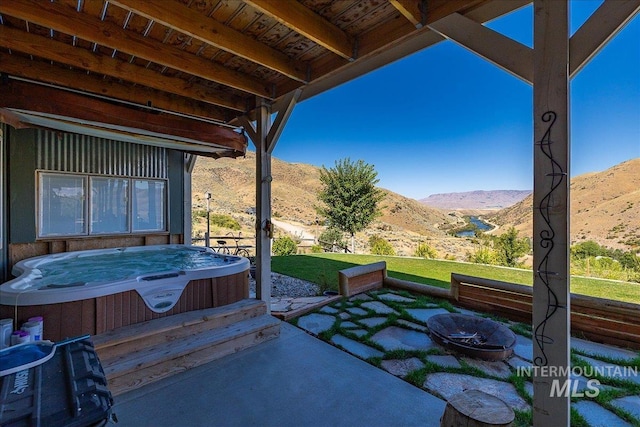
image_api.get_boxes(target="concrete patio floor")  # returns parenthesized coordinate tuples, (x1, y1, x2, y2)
(112, 321, 447, 427)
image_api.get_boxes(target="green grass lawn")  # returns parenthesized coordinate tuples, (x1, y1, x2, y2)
(271, 253, 640, 304)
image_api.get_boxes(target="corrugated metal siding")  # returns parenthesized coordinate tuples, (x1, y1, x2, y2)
(36, 130, 167, 178)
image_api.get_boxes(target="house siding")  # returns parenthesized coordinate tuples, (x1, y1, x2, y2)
(5, 127, 186, 270)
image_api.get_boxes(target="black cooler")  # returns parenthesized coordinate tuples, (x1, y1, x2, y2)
(0, 337, 114, 427)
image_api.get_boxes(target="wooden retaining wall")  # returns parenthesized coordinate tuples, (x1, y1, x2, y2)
(338, 262, 640, 350)
(451, 273, 640, 350)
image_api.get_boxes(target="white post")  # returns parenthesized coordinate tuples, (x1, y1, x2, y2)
(532, 1, 570, 425)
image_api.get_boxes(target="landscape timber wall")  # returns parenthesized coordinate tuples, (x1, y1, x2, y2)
(338, 262, 640, 350)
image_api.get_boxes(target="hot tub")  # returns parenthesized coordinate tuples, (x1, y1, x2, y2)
(0, 245, 250, 340)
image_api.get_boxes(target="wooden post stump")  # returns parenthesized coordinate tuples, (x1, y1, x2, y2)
(440, 389, 514, 427)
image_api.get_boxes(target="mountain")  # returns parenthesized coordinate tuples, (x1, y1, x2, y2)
(191, 152, 475, 258)
(419, 190, 531, 210)
(486, 158, 640, 250)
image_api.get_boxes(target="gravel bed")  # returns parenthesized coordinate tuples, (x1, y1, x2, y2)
(249, 272, 320, 298)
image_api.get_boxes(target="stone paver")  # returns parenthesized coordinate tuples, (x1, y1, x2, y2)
(361, 301, 399, 315)
(453, 307, 482, 317)
(349, 294, 373, 302)
(296, 313, 335, 335)
(319, 306, 339, 314)
(425, 355, 461, 369)
(349, 329, 368, 338)
(292, 296, 329, 304)
(376, 293, 415, 303)
(506, 356, 531, 370)
(270, 301, 292, 312)
(513, 334, 533, 361)
(462, 358, 511, 379)
(346, 307, 368, 316)
(340, 321, 359, 328)
(611, 396, 640, 419)
(338, 312, 351, 320)
(573, 400, 632, 427)
(405, 308, 450, 323)
(330, 334, 384, 359)
(575, 355, 640, 385)
(572, 337, 639, 362)
(358, 317, 388, 328)
(370, 326, 435, 352)
(423, 373, 530, 412)
(396, 319, 428, 332)
(381, 357, 425, 377)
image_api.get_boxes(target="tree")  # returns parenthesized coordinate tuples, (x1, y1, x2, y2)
(318, 227, 345, 252)
(316, 158, 385, 253)
(494, 227, 530, 267)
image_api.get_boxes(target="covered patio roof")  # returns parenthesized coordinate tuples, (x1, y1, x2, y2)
(0, 0, 528, 133)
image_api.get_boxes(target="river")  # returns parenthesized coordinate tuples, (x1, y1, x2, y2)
(457, 216, 493, 237)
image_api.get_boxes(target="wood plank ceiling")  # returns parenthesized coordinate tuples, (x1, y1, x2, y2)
(0, 0, 528, 157)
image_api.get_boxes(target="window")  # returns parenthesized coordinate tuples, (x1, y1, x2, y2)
(38, 172, 166, 237)
(133, 180, 165, 232)
(40, 174, 87, 236)
(90, 177, 129, 234)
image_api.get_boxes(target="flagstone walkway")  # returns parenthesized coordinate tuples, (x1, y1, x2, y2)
(293, 289, 640, 427)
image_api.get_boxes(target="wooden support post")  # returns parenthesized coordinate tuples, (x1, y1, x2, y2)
(532, 1, 570, 425)
(238, 90, 301, 310)
(183, 153, 196, 245)
(255, 99, 272, 308)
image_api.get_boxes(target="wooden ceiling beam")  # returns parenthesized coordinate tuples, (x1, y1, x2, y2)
(569, 0, 640, 78)
(0, 53, 230, 123)
(108, 0, 308, 83)
(428, 12, 533, 84)
(424, 0, 486, 23)
(244, 0, 354, 60)
(390, 0, 425, 28)
(0, 80, 247, 155)
(0, 0, 273, 99)
(0, 25, 247, 112)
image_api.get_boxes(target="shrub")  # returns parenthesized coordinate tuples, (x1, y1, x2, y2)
(310, 245, 323, 253)
(272, 236, 298, 256)
(415, 242, 438, 259)
(210, 214, 240, 230)
(369, 235, 395, 256)
(467, 246, 499, 265)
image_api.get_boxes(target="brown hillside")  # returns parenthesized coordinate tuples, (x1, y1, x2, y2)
(192, 152, 476, 258)
(487, 158, 640, 250)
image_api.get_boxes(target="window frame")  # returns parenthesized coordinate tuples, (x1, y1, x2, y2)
(37, 171, 168, 239)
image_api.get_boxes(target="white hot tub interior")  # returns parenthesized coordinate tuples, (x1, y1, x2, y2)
(1, 245, 249, 313)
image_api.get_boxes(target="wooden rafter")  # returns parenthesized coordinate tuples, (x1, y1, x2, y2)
(569, 0, 640, 78)
(427, 12, 533, 84)
(0, 53, 229, 123)
(109, 0, 308, 83)
(0, 26, 246, 113)
(0, 80, 247, 155)
(0, 0, 273, 99)
(244, 0, 354, 60)
(390, 0, 424, 28)
(425, 0, 486, 23)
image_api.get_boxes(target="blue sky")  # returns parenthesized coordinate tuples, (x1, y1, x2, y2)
(270, 1, 639, 200)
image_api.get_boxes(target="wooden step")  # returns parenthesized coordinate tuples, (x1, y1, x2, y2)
(91, 299, 280, 396)
(94, 299, 267, 362)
